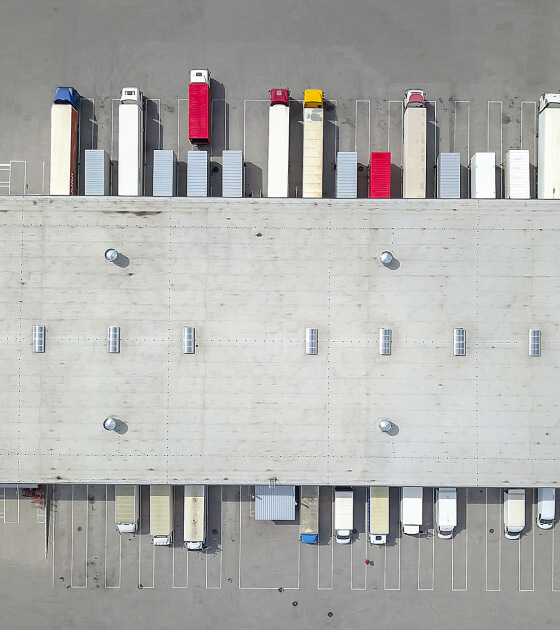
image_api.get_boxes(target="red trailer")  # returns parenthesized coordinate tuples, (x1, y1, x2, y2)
(189, 69, 211, 144)
(369, 152, 391, 198)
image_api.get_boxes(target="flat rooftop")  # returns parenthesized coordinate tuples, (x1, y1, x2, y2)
(1, 196, 559, 486)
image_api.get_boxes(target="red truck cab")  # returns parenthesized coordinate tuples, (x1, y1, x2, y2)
(270, 89, 290, 106)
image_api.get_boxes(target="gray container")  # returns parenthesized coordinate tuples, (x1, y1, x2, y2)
(187, 151, 208, 197)
(85, 150, 110, 195)
(222, 150, 243, 197)
(336, 152, 357, 198)
(153, 150, 176, 196)
(437, 153, 461, 198)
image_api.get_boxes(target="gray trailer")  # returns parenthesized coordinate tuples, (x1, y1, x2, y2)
(222, 150, 243, 197)
(437, 153, 460, 199)
(336, 151, 357, 198)
(153, 150, 176, 196)
(85, 150, 110, 195)
(187, 151, 208, 197)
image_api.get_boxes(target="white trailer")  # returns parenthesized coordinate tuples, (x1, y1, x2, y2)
(401, 487, 423, 535)
(504, 150, 530, 199)
(403, 90, 427, 199)
(150, 485, 173, 546)
(267, 89, 290, 198)
(538, 93, 560, 199)
(115, 485, 140, 534)
(302, 90, 324, 198)
(504, 488, 525, 540)
(470, 152, 496, 198)
(368, 486, 389, 544)
(435, 487, 457, 539)
(118, 87, 144, 196)
(299, 485, 319, 544)
(184, 485, 206, 550)
(334, 487, 353, 544)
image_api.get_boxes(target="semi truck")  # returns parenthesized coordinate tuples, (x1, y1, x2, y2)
(538, 93, 560, 199)
(302, 89, 324, 198)
(267, 89, 290, 197)
(299, 485, 319, 544)
(184, 485, 207, 550)
(149, 485, 173, 546)
(403, 90, 427, 199)
(118, 87, 145, 196)
(435, 487, 457, 539)
(368, 486, 390, 544)
(504, 488, 526, 540)
(401, 487, 423, 535)
(50, 87, 80, 195)
(115, 485, 140, 534)
(189, 69, 211, 145)
(334, 487, 353, 544)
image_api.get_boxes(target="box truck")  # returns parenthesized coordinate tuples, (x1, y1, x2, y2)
(184, 485, 206, 550)
(115, 485, 140, 534)
(302, 89, 324, 198)
(118, 87, 144, 196)
(435, 487, 457, 539)
(50, 87, 80, 195)
(537, 488, 555, 530)
(334, 487, 353, 544)
(401, 487, 423, 535)
(403, 90, 427, 199)
(470, 152, 496, 198)
(369, 152, 391, 198)
(267, 89, 290, 198)
(299, 485, 319, 544)
(504, 149, 530, 199)
(368, 486, 389, 544)
(189, 69, 211, 145)
(504, 488, 525, 540)
(538, 93, 560, 199)
(150, 485, 173, 546)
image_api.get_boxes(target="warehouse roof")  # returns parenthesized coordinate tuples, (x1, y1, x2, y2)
(1, 195, 559, 487)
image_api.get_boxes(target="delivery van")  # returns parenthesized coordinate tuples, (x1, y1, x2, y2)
(504, 488, 525, 540)
(435, 487, 457, 539)
(401, 487, 423, 535)
(537, 488, 556, 530)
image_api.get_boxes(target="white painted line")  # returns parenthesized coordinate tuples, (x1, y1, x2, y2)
(51, 491, 56, 587)
(418, 488, 435, 591)
(384, 489, 400, 590)
(452, 487, 468, 591)
(41, 161, 45, 195)
(111, 98, 119, 162)
(519, 489, 535, 592)
(485, 488, 501, 592)
(520, 101, 537, 154)
(487, 100, 503, 196)
(387, 100, 403, 156)
(70, 485, 88, 589)
(428, 100, 438, 168)
(206, 485, 223, 589)
(553, 514, 559, 591)
(177, 98, 188, 160)
(318, 486, 334, 590)
(351, 495, 367, 591)
(104, 484, 121, 589)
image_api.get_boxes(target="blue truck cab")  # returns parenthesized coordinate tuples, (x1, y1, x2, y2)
(54, 87, 81, 110)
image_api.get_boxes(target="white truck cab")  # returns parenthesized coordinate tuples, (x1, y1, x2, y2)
(190, 69, 210, 84)
(539, 93, 560, 113)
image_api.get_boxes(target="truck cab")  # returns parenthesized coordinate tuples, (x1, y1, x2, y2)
(304, 89, 324, 109)
(190, 69, 210, 85)
(120, 87, 144, 105)
(404, 89, 426, 108)
(539, 93, 560, 113)
(54, 87, 81, 110)
(270, 89, 290, 107)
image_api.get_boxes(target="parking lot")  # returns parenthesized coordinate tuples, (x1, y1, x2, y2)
(8, 485, 548, 594)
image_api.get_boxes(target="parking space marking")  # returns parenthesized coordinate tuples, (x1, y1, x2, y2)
(318, 486, 334, 590)
(0, 163, 10, 193)
(0, 487, 6, 521)
(453, 101, 470, 197)
(350, 490, 367, 591)
(426, 100, 438, 198)
(418, 488, 435, 591)
(451, 487, 468, 591)
(553, 501, 560, 591)
(70, 485, 88, 588)
(485, 488, 501, 591)
(3, 486, 19, 523)
(354, 99, 370, 155)
(172, 485, 188, 588)
(520, 101, 537, 197)
(487, 100, 503, 197)
(206, 485, 223, 589)
(519, 489, 535, 591)
(104, 485, 121, 589)
(388, 100, 403, 197)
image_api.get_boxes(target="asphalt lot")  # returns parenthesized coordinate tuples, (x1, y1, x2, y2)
(1, 485, 560, 628)
(2, 1, 560, 628)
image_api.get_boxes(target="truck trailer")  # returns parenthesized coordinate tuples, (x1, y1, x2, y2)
(50, 87, 80, 195)
(470, 152, 496, 198)
(401, 487, 423, 535)
(189, 70, 211, 145)
(149, 485, 173, 546)
(115, 485, 140, 534)
(299, 485, 319, 544)
(302, 89, 324, 198)
(368, 486, 390, 544)
(538, 93, 560, 199)
(334, 487, 353, 544)
(118, 87, 145, 196)
(504, 149, 530, 199)
(267, 89, 290, 198)
(184, 485, 206, 550)
(402, 90, 427, 199)
(369, 152, 391, 198)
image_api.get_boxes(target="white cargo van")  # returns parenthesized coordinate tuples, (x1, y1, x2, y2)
(334, 487, 354, 544)
(435, 488, 457, 539)
(537, 488, 556, 530)
(504, 489, 525, 540)
(401, 487, 423, 535)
